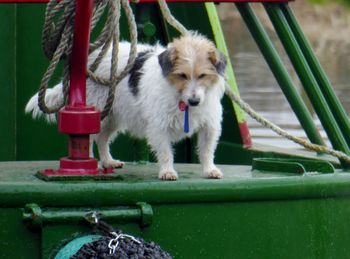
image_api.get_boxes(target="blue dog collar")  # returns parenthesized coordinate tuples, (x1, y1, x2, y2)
(179, 101, 189, 133)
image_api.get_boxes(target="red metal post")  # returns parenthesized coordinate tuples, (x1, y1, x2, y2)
(43, 0, 103, 176)
(67, 0, 91, 108)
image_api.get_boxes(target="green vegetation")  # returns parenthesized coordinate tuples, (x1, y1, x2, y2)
(308, 0, 350, 6)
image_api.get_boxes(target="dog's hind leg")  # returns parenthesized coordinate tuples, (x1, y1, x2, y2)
(197, 126, 223, 179)
(147, 130, 178, 181)
(95, 119, 124, 169)
(89, 137, 94, 158)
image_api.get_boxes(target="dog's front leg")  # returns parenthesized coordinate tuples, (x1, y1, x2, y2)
(198, 126, 223, 179)
(147, 130, 178, 181)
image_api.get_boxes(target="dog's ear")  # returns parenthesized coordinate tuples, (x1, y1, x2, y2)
(158, 49, 173, 76)
(158, 48, 176, 76)
(209, 49, 227, 76)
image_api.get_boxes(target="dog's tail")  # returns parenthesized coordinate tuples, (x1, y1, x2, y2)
(25, 83, 64, 123)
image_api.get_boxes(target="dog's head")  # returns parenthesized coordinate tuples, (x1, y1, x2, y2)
(158, 33, 227, 107)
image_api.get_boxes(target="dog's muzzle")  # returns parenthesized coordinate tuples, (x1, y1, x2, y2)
(188, 97, 200, 106)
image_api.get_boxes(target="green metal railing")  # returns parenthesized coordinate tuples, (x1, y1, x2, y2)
(281, 4, 350, 147)
(235, 3, 324, 146)
(235, 2, 350, 167)
(264, 4, 349, 154)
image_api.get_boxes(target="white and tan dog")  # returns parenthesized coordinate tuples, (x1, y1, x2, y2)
(26, 33, 227, 180)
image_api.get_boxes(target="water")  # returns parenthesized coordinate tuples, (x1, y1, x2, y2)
(218, 4, 350, 149)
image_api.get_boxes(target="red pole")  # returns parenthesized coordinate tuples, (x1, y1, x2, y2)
(44, 0, 103, 176)
(68, 0, 92, 107)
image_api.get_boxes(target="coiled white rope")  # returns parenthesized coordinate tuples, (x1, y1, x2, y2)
(39, 0, 138, 119)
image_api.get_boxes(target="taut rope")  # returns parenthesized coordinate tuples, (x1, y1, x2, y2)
(224, 83, 350, 164)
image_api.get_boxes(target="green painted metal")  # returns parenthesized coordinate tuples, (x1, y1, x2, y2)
(254, 158, 306, 174)
(0, 161, 349, 258)
(23, 202, 153, 228)
(136, 4, 157, 40)
(205, 3, 247, 125)
(0, 5, 16, 160)
(282, 4, 350, 147)
(252, 157, 335, 174)
(0, 161, 349, 207)
(139, 21, 156, 37)
(16, 4, 67, 161)
(137, 202, 153, 227)
(264, 3, 350, 166)
(0, 208, 41, 259)
(2, 198, 350, 259)
(235, 3, 324, 146)
(37, 199, 350, 259)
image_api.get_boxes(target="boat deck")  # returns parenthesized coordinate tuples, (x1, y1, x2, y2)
(1, 161, 350, 207)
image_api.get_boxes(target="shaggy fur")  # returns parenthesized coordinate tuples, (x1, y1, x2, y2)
(26, 33, 227, 180)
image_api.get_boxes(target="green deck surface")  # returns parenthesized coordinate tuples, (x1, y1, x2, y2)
(1, 161, 350, 207)
(1, 162, 350, 259)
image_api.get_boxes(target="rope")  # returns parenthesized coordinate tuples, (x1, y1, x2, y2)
(225, 83, 350, 165)
(39, 0, 74, 113)
(39, 0, 138, 119)
(157, 0, 188, 35)
(70, 216, 172, 258)
(158, 0, 350, 166)
(91, 0, 138, 119)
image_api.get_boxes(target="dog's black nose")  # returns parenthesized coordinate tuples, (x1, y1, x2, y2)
(188, 98, 200, 106)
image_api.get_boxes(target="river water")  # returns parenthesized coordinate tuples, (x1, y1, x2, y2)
(218, 4, 350, 149)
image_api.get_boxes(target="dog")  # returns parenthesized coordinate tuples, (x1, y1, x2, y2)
(26, 33, 227, 180)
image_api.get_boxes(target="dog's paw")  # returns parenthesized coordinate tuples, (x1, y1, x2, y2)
(159, 170, 178, 181)
(204, 168, 223, 179)
(102, 159, 125, 169)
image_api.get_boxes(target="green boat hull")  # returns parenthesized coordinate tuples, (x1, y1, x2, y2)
(1, 161, 350, 258)
(0, 2, 349, 258)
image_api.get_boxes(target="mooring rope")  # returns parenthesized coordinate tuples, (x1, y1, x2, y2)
(157, 0, 188, 36)
(224, 83, 350, 164)
(39, 0, 138, 119)
(157, 0, 350, 165)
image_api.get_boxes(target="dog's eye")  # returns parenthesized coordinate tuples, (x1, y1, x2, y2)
(178, 73, 188, 80)
(198, 74, 207, 79)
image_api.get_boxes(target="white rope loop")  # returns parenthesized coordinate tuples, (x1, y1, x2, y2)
(224, 83, 350, 165)
(157, 0, 189, 35)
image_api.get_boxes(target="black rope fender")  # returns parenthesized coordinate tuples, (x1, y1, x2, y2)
(70, 213, 172, 259)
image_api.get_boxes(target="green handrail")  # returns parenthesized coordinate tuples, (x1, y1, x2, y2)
(281, 4, 350, 146)
(205, 3, 247, 125)
(235, 3, 324, 146)
(264, 3, 350, 167)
